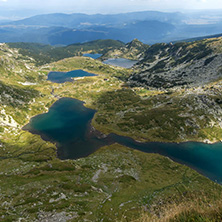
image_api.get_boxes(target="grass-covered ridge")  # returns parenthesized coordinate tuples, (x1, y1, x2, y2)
(7, 39, 125, 66)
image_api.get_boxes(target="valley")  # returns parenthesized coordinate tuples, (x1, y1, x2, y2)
(1, 37, 222, 221)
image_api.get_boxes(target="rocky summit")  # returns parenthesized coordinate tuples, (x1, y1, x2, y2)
(100, 38, 149, 61)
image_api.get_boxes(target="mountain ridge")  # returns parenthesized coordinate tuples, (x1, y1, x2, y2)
(128, 37, 222, 89)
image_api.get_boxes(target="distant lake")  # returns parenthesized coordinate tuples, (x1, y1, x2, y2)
(47, 69, 97, 83)
(83, 53, 102, 59)
(103, 58, 138, 68)
(24, 98, 222, 184)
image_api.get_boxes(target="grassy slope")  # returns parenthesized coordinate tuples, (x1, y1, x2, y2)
(0, 42, 222, 221)
(92, 86, 222, 143)
(1, 141, 221, 221)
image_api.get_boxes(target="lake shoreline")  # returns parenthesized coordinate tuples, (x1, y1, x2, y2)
(23, 96, 222, 184)
(22, 97, 110, 160)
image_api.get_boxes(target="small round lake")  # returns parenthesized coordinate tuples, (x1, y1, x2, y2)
(103, 58, 138, 68)
(47, 69, 97, 83)
(83, 53, 102, 59)
(24, 98, 222, 184)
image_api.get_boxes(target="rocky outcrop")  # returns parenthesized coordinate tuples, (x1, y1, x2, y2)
(128, 39, 222, 89)
(100, 39, 149, 61)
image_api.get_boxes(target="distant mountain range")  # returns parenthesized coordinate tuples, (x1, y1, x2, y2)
(1, 10, 222, 45)
(7, 11, 184, 28)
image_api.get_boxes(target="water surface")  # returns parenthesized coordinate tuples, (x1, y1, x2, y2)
(47, 69, 97, 83)
(103, 58, 138, 68)
(83, 53, 102, 59)
(24, 98, 107, 159)
(24, 98, 222, 183)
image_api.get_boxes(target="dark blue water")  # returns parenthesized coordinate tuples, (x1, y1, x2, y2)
(47, 69, 97, 83)
(112, 135, 222, 183)
(103, 58, 138, 68)
(24, 98, 222, 183)
(83, 53, 102, 59)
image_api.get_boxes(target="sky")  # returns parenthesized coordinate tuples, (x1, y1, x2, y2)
(0, 0, 222, 18)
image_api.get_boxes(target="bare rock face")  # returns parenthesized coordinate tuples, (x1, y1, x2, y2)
(128, 39, 222, 89)
(36, 211, 77, 222)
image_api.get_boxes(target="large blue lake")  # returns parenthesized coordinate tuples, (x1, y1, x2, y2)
(47, 69, 97, 83)
(24, 98, 222, 183)
(103, 58, 138, 68)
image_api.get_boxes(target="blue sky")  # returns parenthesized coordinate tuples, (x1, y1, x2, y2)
(0, 0, 222, 16)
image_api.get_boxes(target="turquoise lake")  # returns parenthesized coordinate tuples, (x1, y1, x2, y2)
(103, 58, 138, 68)
(24, 98, 222, 184)
(47, 69, 97, 83)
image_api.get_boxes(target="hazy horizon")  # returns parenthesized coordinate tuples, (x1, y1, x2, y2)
(1, 0, 222, 20)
